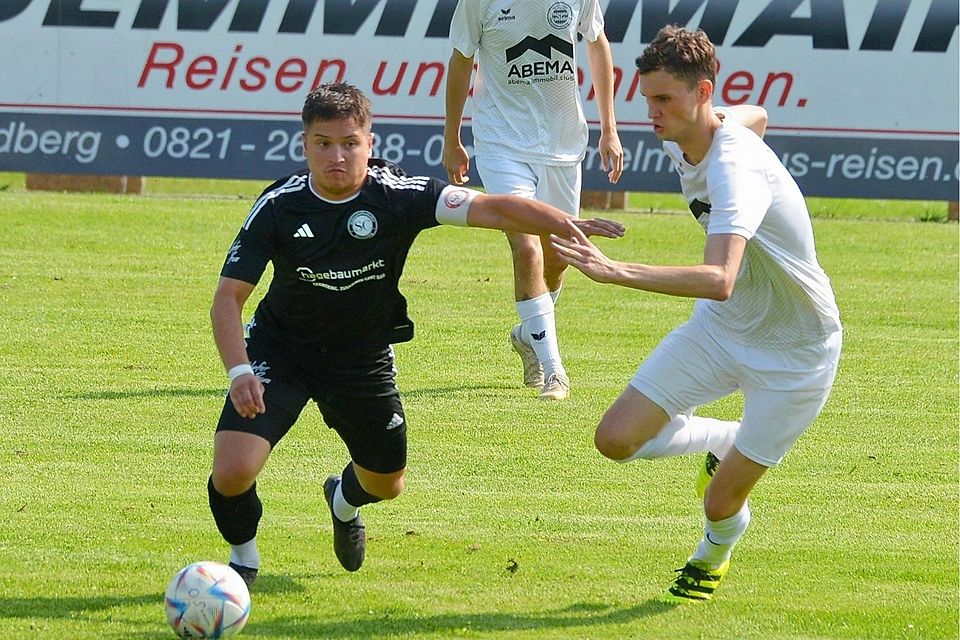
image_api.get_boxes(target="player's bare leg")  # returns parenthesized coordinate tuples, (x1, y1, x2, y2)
(506, 230, 568, 399)
(594, 388, 738, 463)
(209, 431, 272, 586)
(541, 233, 569, 299)
(669, 451, 766, 601)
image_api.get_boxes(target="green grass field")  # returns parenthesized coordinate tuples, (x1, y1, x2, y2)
(0, 178, 957, 639)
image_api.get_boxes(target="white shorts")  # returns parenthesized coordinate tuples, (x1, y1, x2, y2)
(629, 319, 842, 467)
(475, 156, 581, 216)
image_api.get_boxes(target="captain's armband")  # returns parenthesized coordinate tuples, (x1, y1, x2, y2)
(435, 185, 478, 227)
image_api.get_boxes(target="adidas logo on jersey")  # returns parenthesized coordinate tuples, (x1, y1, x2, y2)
(293, 223, 314, 238)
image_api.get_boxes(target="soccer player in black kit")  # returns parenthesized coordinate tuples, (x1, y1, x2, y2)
(207, 82, 624, 585)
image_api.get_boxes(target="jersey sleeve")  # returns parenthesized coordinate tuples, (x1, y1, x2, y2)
(386, 174, 455, 232)
(219, 196, 277, 285)
(705, 131, 772, 240)
(449, 0, 483, 57)
(578, 0, 605, 42)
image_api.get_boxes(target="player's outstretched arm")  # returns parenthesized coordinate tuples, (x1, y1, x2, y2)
(467, 193, 625, 240)
(551, 221, 745, 300)
(211, 276, 265, 419)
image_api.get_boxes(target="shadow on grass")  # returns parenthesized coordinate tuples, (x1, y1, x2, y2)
(67, 385, 518, 401)
(65, 387, 225, 400)
(0, 594, 162, 620)
(0, 580, 677, 638)
(0, 573, 304, 619)
(248, 599, 680, 638)
(400, 384, 518, 399)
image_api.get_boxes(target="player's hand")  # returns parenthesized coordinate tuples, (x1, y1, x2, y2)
(598, 131, 624, 184)
(550, 220, 619, 284)
(570, 217, 625, 239)
(443, 142, 471, 185)
(229, 374, 266, 419)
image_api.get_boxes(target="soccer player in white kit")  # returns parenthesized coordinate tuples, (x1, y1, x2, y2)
(444, 0, 624, 400)
(551, 26, 842, 600)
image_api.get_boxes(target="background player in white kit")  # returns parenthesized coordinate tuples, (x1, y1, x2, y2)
(551, 26, 842, 600)
(444, 0, 624, 401)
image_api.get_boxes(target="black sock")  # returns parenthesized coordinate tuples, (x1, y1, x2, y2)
(208, 476, 262, 545)
(340, 463, 383, 508)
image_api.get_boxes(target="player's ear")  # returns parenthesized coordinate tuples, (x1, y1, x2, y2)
(697, 78, 714, 104)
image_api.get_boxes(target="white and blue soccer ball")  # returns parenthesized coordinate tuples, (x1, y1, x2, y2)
(164, 561, 251, 638)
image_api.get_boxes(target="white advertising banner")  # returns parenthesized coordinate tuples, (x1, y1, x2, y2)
(0, 0, 957, 199)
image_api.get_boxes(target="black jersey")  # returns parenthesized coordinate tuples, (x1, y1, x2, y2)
(221, 159, 449, 353)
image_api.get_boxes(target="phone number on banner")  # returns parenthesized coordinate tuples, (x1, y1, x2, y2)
(0, 113, 458, 180)
(139, 127, 450, 167)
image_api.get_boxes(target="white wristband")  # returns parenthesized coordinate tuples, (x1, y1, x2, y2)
(227, 363, 255, 382)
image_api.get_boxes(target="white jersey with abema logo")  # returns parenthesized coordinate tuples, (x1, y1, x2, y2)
(450, 0, 604, 165)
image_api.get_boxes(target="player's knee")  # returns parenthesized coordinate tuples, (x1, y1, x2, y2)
(212, 460, 260, 496)
(594, 421, 644, 461)
(507, 234, 541, 264)
(212, 474, 256, 498)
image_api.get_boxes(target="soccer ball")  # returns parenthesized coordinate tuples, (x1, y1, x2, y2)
(164, 561, 251, 638)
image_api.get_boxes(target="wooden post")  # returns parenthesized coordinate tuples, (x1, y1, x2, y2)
(948, 201, 958, 222)
(25, 173, 145, 194)
(580, 190, 627, 210)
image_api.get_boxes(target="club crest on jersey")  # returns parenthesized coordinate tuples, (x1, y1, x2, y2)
(347, 210, 378, 239)
(547, 2, 573, 29)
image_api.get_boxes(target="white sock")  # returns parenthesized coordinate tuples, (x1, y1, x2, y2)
(229, 539, 260, 570)
(692, 502, 751, 568)
(707, 418, 738, 460)
(621, 414, 739, 462)
(332, 481, 360, 522)
(549, 286, 562, 305)
(516, 293, 565, 379)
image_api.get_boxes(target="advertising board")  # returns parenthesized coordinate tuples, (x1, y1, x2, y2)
(1, 0, 957, 198)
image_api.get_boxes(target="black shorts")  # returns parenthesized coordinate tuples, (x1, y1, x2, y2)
(216, 335, 407, 474)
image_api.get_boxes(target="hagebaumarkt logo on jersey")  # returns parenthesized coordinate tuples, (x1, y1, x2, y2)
(347, 210, 378, 239)
(546, 2, 573, 30)
(296, 259, 387, 291)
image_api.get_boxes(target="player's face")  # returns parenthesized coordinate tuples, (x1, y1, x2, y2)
(639, 70, 705, 144)
(303, 117, 373, 200)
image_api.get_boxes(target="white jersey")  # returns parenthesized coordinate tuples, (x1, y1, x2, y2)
(449, 0, 604, 165)
(663, 117, 842, 349)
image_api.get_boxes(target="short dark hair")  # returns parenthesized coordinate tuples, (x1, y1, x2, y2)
(301, 82, 373, 129)
(635, 25, 717, 88)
